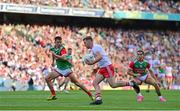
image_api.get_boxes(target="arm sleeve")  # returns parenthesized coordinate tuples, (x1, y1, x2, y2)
(129, 61, 134, 69)
(60, 48, 67, 55)
(147, 63, 150, 69)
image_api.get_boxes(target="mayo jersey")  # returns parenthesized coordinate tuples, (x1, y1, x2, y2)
(50, 45, 73, 70)
(129, 60, 150, 76)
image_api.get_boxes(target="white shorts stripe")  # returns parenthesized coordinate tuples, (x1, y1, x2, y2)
(137, 74, 148, 82)
(54, 68, 72, 77)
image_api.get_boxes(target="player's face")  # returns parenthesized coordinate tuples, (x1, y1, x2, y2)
(55, 39, 62, 47)
(68, 49, 72, 55)
(83, 39, 93, 49)
(137, 54, 144, 61)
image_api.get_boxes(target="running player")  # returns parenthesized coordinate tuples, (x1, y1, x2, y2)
(166, 63, 173, 89)
(158, 59, 167, 89)
(127, 50, 166, 102)
(58, 48, 72, 93)
(45, 36, 93, 101)
(83, 36, 138, 105)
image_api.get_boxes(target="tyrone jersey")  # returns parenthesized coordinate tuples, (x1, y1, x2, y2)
(50, 45, 73, 70)
(91, 44, 111, 68)
(129, 60, 150, 76)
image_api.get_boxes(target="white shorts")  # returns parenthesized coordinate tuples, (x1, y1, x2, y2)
(54, 68, 72, 77)
(137, 74, 148, 82)
(158, 73, 165, 78)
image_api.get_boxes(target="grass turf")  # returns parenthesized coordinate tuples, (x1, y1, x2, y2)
(0, 90, 179, 110)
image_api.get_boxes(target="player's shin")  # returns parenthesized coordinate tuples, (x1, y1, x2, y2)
(45, 77, 56, 96)
(74, 81, 93, 100)
(154, 83, 162, 96)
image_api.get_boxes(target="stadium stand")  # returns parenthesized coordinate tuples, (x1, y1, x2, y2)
(0, 24, 179, 90)
(0, 0, 179, 13)
(0, 0, 179, 91)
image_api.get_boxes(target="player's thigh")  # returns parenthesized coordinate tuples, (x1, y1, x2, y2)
(106, 76, 116, 85)
(145, 76, 156, 85)
(68, 73, 79, 84)
(46, 71, 60, 81)
(169, 77, 173, 82)
(93, 74, 105, 85)
(133, 78, 142, 85)
(57, 77, 65, 84)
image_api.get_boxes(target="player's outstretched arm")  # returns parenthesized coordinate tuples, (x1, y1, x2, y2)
(127, 68, 140, 77)
(52, 52, 68, 60)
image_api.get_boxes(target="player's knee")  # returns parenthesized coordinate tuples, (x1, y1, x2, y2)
(109, 83, 116, 88)
(45, 76, 51, 82)
(92, 81, 98, 87)
(152, 82, 158, 87)
(73, 81, 80, 87)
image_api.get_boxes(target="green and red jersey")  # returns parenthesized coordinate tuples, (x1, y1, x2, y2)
(50, 45, 73, 70)
(129, 60, 150, 76)
(159, 63, 166, 73)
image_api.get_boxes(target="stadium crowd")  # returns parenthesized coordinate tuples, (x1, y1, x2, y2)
(0, 0, 179, 13)
(0, 24, 179, 90)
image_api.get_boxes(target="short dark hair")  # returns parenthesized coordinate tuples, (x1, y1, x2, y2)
(83, 36, 93, 41)
(68, 48, 72, 50)
(55, 36, 62, 41)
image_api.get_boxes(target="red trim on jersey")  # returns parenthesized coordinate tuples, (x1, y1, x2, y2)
(129, 61, 134, 69)
(147, 63, 150, 69)
(60, 48, 67, 55)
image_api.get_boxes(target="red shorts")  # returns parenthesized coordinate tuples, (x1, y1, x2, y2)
(166, 75, 173, 79)
(98, 64, 114, 78)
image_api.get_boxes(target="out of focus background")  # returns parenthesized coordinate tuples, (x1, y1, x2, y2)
(0, 0, 179, 91)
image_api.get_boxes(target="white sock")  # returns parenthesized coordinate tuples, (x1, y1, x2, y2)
(137, 93, 142, 96)
(159, 96, 163, 99)
(96, 96, 102, 100)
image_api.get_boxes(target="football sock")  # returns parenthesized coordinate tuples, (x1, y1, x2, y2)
(137, 93, 142, 96)
(87, 91, 92, 96)
(96, 93, 102, 100)
(50, 89, 56, 96)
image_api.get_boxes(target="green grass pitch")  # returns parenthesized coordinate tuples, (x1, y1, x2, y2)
(0, 90, 180, 110)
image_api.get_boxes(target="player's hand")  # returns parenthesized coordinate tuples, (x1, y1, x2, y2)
(133, 73, 141, 78)
(52, 52, 58, 58)
(51, 63, 55, 67)
(61, 55, 68, 60)
(92, 67, 99, 75)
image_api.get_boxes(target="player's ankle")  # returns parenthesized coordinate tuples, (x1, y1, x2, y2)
(96, 96, 102, 101)
(159, 96, 163, 99)
(128, 81, 133, 86)
(87, 92, 92, 96)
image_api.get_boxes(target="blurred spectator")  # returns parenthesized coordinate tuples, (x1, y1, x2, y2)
(28, 76, 34, 90)
(0, 24, 179, 90)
